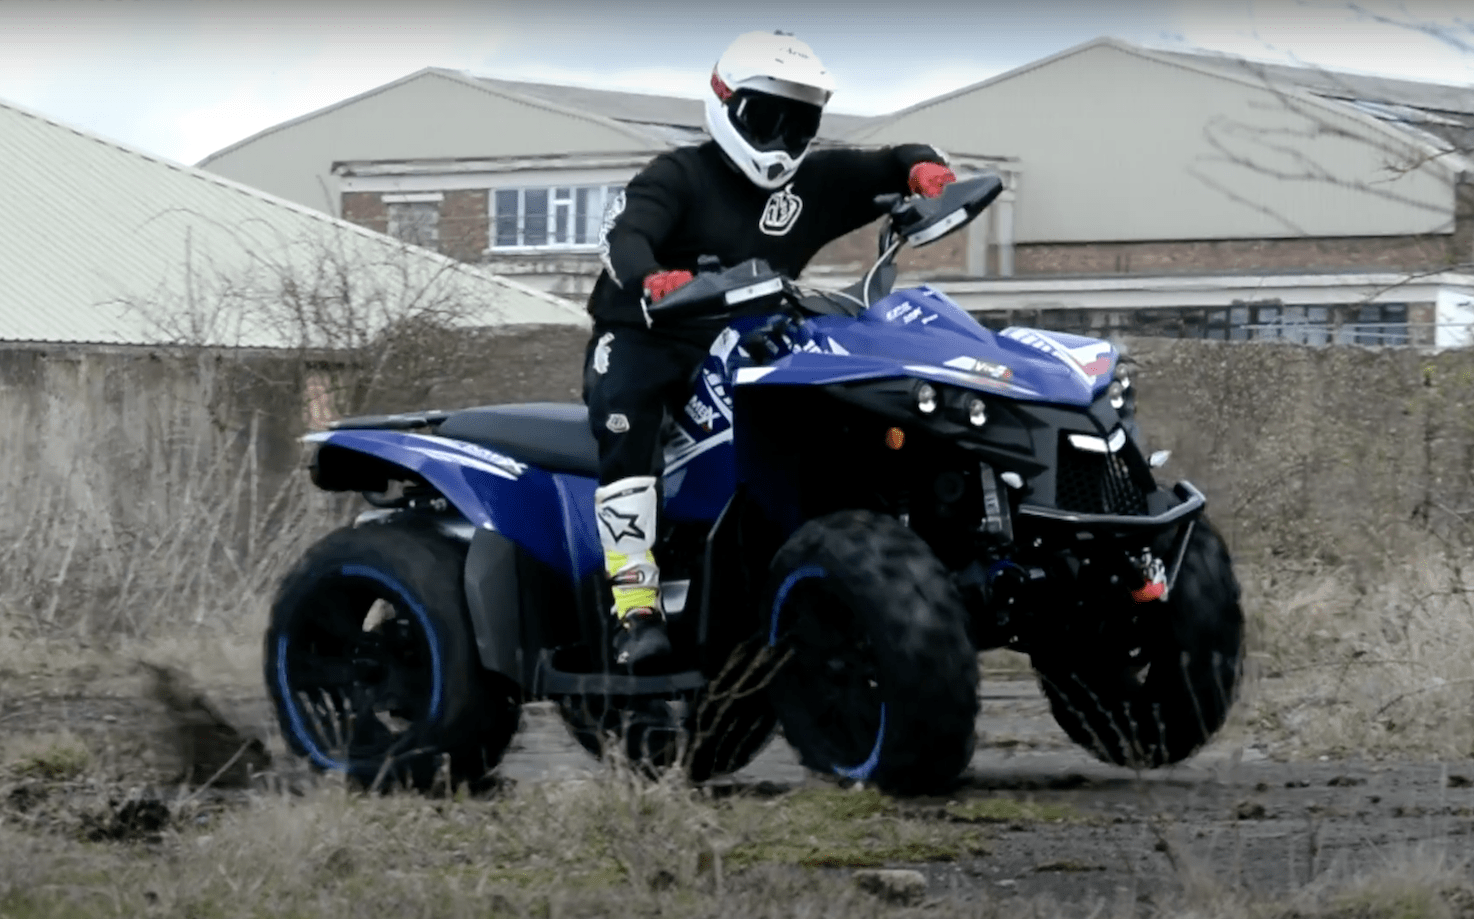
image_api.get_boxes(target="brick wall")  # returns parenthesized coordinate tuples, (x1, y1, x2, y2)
(342, 192, 388, 235)
(1010, 233, 1458, 278)
(343, 187, 1471, 283)
(441, 190, 488, 263)
(813, 225, 1460, 280)
(808, 219, 969, 277)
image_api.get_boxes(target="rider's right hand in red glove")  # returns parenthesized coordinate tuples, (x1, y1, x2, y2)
(643, 269, 694, 303)
(908, 161, 957, 198)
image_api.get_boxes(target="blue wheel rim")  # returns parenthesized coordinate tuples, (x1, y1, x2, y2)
(276, 565, 445, 772)
(769, 565, 886, 783)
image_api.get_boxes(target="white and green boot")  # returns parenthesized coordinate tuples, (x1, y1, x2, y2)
(594, 476, 671, 668)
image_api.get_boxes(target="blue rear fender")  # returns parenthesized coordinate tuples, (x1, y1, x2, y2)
(305, 429, 601, 580)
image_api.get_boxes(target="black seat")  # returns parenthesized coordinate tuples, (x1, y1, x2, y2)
(436, 403, 600, 477)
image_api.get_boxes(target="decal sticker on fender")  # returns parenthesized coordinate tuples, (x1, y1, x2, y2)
(943, 356, 1013, 381)
(1001, 328, 1114, 383)
(420, 436, 528, 478)
(684, 393, 717, 431)
(884, 304, 935, 325)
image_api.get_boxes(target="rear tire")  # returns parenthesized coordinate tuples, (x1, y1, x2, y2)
(1033, 517, 1244, 768)
(764, 510, 978, 795)
(265, 521, 519, 791)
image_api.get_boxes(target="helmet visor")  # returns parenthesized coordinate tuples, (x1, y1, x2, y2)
(728, 90, 823, 157)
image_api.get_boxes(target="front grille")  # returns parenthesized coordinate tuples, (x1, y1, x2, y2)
(1055, 435, 1149, 516)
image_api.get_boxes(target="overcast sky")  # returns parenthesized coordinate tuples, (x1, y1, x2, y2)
(2, 0, 1472, 166)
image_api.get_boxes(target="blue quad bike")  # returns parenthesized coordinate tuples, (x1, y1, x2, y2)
(265, 174, 1244, 794)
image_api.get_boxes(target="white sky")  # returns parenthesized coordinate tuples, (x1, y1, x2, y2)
(1, 0, 1471, 166)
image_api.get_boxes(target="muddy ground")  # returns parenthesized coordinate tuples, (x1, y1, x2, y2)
(3, 672, 1472, 911)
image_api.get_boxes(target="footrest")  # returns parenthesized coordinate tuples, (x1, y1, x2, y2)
(531, 652, 707, 697)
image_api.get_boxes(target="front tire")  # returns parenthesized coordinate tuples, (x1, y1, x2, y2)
(265, 521, 519, 790)
(1033, 517, 1244, 768)
(764, 511, 979, 795)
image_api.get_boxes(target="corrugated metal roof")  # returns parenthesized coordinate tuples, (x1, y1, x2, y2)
(464, 74, 874, 142)
(1, 97, 588, 348)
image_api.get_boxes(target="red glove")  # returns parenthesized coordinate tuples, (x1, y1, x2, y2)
(908, 161, 956, 198)
(643, 269, 694, 303)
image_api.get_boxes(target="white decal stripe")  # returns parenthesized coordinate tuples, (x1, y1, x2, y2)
(735, 367, 777, 384)
(307, 431, 523, 480)
(414, 448, 520, 481)
(663, 428, 734, 474)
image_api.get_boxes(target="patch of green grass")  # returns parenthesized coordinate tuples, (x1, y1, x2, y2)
(723, 786, 992, 869)
(4, 732, 91, 781)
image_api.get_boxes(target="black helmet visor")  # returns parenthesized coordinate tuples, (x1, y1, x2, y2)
(728, 90, 823, 157)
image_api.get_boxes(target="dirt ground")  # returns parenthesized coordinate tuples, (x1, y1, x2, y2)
(3, 670, 1472, 911)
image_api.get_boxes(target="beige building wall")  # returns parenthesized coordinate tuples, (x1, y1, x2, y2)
(199, 70, 660, 214)
(852, 42, 1457, 244)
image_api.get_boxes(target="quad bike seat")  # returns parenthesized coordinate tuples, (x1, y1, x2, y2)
(437, 402, 600, 477)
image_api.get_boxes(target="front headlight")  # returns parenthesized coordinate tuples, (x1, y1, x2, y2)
(915, 382, 938, 414)
(1108, 380, 1126, 410)
(967, 397, 988, 427)
(1113, 362, 1132, 391)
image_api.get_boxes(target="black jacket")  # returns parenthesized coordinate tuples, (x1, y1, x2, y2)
(587, 141, 945, 328)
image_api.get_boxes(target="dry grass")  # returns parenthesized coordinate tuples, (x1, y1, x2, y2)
(3, 754, 1474, 919)
(1234, 542, 1474, 760)
(0, 400, 347, 647)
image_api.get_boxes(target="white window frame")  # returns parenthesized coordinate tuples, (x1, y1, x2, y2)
(489, 183, 624, 253)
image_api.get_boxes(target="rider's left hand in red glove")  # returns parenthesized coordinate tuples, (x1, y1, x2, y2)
(643, 269, 694, 303)
(908, 161, 956, 199)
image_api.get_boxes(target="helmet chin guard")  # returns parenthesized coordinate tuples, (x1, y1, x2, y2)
(704, 31, 835, 190)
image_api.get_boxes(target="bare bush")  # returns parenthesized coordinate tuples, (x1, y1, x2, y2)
(0, 221, 565, 646)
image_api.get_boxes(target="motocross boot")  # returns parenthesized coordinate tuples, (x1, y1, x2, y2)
(595, 476, 671, 669)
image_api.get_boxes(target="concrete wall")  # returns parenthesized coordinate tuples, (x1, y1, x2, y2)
(1127, 337, 1474, 567)
(6, 331, 1473, 579)
(0, 326, 591, 523)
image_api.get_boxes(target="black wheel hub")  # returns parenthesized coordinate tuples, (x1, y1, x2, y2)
(282, 587, 436, 763)
(774, 582, 884, 769)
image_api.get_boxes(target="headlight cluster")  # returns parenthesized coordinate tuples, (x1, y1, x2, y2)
(1107, 361, 1134, 413)
(913, 381, 988, 428)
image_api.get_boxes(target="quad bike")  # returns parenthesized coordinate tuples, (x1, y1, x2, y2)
(264, 173, 1243, 794)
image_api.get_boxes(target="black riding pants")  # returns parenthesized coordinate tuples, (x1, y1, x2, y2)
(582, 323, 712, 487)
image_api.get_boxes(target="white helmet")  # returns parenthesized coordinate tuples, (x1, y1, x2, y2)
(705, 31, 836, 190)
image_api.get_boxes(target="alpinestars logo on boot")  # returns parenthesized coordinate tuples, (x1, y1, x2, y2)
(759, 185, 803, 236)
(598, 506, 646, 542)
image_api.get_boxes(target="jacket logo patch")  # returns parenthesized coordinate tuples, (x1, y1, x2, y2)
(592, 332, 614, 375)
(759, 186, 803, 236)
(598, 190, 626, 282)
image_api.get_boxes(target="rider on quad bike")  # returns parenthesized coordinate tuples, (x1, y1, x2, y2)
(585, 29, 957, 668)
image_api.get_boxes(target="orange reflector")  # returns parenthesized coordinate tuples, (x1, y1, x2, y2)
(885, 427, 905, 450)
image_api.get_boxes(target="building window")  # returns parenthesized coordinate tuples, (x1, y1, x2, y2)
(1337, 303, 1408, 346)
(491, 184, 622, 250)
(385, 195, 442, 248)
